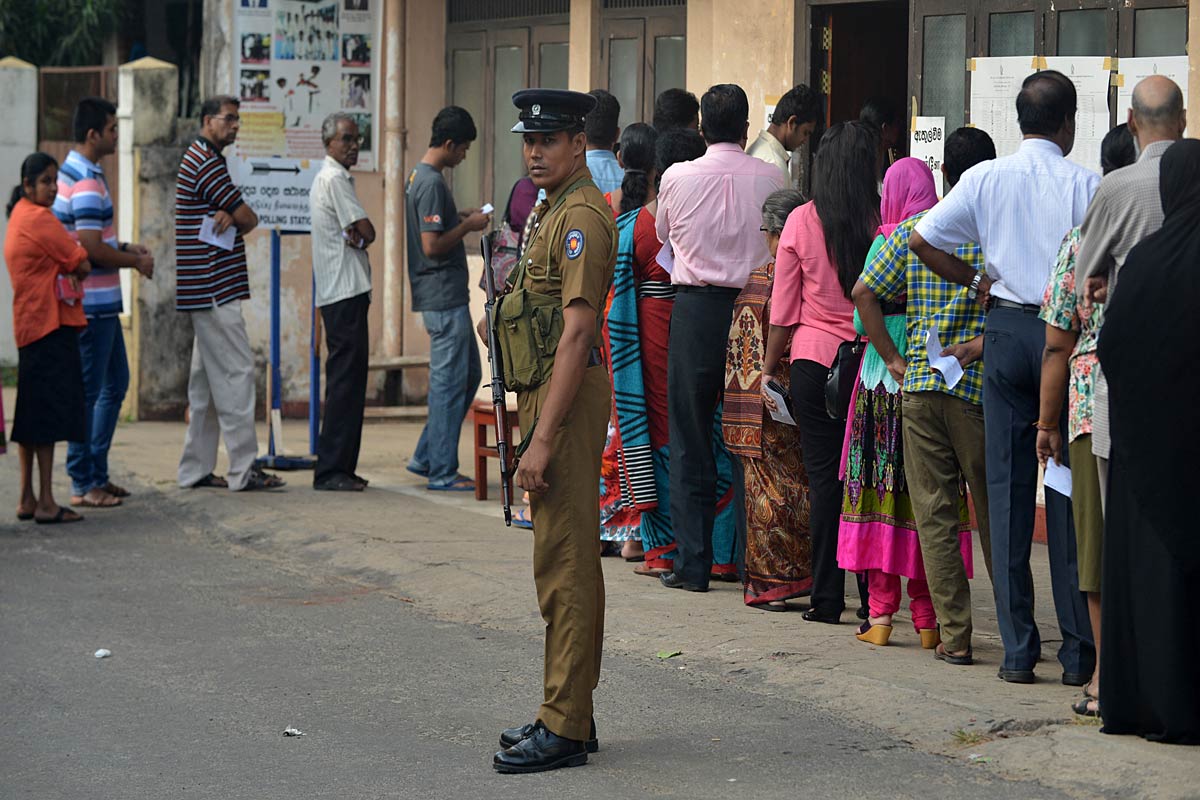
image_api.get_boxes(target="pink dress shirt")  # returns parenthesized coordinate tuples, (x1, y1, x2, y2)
(770, 201, 856, 367)
(656, 142, 784, 288)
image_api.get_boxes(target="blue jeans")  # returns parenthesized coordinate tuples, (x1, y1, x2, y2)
(67, 315, 130, 496)
(410, 305, 481, 486)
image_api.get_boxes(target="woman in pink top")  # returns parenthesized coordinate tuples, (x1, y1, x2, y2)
(763, 121, 880, 624)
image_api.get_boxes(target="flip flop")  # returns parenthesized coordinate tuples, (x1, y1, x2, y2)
(633, 564, 670, 577)
(511, 507, 533, 529)
(754, 601, 790, 612)
(35, 508, 83, 525)
(71, 493, 122, 508)
(428, 476, 474, 492)
(17, 512, 34, 521)
(1071, 697, 1101, 718)
(102, 482, 131, 498)
(192, 473, 229, 489)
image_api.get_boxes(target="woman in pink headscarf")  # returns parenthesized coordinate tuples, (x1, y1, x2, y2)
(836, 158, 942, 649)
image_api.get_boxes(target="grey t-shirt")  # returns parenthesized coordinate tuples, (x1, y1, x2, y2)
(404, 162, 469, 311)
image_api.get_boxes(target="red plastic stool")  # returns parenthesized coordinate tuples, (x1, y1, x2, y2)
(471, 398, 519, 501)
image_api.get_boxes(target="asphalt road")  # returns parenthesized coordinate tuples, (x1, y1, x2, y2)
(0, 488, 1069, 800)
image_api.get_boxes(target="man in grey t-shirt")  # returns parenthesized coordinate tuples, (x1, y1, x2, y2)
(404, 105, 490, 491)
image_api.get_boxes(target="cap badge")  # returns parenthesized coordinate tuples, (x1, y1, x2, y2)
(532, 104, 541, 116)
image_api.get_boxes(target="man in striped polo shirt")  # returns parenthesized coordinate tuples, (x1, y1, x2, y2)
(175, 95, 282, 492)
(54, 96, 155, 510)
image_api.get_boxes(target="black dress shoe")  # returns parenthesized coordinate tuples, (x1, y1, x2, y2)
(659, 572, 708, 592)
(1061, 672, 1091, 687)
(500, 718, 598, 753)
(802, 608, 843, 624)
(997, 667, 1036, 684)
(493, 722, 587, 774)
(314, 473, 364, 491)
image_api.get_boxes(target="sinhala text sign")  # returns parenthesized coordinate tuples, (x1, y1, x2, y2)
(228, 156, 324, 232)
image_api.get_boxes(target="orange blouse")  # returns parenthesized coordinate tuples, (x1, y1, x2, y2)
(4, 198, 88, 348)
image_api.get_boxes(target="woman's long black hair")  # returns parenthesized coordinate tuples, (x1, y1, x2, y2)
(617, 122, 657, 215)
(811, 121, 880, 298)
(6, 152, 58, 218)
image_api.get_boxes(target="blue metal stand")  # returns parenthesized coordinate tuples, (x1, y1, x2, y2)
(256, 228, 318, 471)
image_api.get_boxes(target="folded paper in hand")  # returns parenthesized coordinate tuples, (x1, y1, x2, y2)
(199, 215, 236, 252)
(763, 381, 796, 426)
(926, 328, 964, 390)
(1044, 457, 1072, 496)
(656, 240, 674, 275)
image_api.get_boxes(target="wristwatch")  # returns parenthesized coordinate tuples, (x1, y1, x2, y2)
(967, 272, 983, 300)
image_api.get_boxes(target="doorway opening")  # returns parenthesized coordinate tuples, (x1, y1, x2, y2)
(811, 1, 910, 149)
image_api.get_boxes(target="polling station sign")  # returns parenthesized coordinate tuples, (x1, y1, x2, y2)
(228, 156, 324, 233)
(910, 117, 947, 198)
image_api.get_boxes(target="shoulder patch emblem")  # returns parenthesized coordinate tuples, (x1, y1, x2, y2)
(565, 228, 585, 259)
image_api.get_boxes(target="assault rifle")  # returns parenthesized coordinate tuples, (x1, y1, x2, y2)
(481, 231, 514, 526)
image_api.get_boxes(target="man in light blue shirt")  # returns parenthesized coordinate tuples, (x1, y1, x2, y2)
(583, 89, 623, 194)
(911, 70, 1098, 687)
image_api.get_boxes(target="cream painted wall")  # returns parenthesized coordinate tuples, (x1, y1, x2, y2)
(1190, 0, 1200, 134)
(687, 0, 797, 145)
(569, 0, 602, 92)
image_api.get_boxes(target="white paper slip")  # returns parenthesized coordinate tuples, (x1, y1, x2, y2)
(763, 381, 796, 426)
(656, 241, 674, 275)
(1044, 457, 1073, 497)
(926, 328, 964, 390)
(199, 216, 236, 251)
(480, 203, 495, 215)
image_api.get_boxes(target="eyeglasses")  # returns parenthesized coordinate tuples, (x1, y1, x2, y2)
(217, 114, 241, 124)
(759, 226, 770, 232)
(337, 134, 365, 146)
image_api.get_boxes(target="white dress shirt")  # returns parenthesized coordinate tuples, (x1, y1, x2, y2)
(745, 129, 792, 189)
(310, 155, 371, 308)
(915, 138, 1100, 306)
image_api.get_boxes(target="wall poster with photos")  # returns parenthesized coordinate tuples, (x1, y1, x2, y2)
(233, 0, 380, 170)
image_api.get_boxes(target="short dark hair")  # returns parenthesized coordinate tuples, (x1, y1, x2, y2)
(7, 151, 58, 218)
(655, 128, 707, 184)
(772, 84, 822, 127)
(653, 88, 699, 131)
(700, 84, 749, 145)
(73, 96, 117, 143)
(199, 95, 240, 124)
(585, 89, 621, 148)
(1016, 70, 1077, 137)
(429, 105, 477, 147)
(858, 96, 903, 131)
(1100, 123, 1137, 175)
(943, 127, 996, 187)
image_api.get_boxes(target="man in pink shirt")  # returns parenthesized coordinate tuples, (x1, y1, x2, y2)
(656, 84, 785, 592)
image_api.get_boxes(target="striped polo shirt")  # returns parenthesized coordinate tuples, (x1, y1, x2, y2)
(175, 137, 250, 311)
(54, 150, 122, 317)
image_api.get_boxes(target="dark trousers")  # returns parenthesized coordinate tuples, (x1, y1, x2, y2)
(790, 358, 850, 615)
(667, 286, 740, 587)
(982, 306, 1093, 673)
(315, 293, 370, 483)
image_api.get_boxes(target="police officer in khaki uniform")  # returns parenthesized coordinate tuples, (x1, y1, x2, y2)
(490, 89, 617, 774)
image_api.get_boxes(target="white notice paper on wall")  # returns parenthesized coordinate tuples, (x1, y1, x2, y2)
(969, 56, 1033, 158)
(199, 216, 236, 251)
(1044, 57, 1113, 174)
(926, 327, 964, 390)
(911, 116, 947, 198)
(1117, 56, 1190, 133)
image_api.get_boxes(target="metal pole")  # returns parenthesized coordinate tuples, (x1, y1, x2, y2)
(309, 270, 320, 456)
(269, 228, 282, 455)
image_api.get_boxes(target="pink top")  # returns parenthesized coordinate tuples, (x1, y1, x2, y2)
(769, 201, 856, 367)
(656, 142, 784, 288)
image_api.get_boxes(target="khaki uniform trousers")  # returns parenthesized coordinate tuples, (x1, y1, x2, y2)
(516, 364, 610, 742)
(901, 391, 992, 653)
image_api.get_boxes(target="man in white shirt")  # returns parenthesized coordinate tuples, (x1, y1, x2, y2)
(745, 83, 822, 188)
(310, 113, 375, 491)
(911, 70, 1098, 686)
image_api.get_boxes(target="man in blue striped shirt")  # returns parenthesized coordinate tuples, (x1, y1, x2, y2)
(54, 97, 155, 509)
(911, 71, 1098, 687)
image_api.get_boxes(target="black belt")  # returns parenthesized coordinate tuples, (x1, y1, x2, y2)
(990, 298, 1041, 314)
(675, 284, 741, 295)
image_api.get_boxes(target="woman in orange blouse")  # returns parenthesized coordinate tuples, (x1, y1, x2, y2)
(5, 152, 91, 524)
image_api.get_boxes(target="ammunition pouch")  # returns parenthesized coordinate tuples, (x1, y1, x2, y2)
(494, 287, 564, 392)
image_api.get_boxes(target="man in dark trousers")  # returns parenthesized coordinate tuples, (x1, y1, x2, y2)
(310, 113, 374, 490)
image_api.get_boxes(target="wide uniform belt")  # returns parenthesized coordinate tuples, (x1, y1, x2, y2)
(990, 298, 1042, 314)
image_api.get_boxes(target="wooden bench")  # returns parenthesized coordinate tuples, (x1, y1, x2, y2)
(471, 397, 519, 502)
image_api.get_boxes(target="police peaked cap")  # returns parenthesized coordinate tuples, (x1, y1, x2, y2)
(511, 89, 597, 133)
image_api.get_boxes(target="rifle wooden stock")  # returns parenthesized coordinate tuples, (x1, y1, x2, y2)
(482, 232, 514, 526)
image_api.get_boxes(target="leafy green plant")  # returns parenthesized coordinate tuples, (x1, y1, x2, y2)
(0, 0, 131, 66)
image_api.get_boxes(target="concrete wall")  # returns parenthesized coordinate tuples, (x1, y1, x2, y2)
(0, 57, 38, 367)
(1191, 0, 1200, 134)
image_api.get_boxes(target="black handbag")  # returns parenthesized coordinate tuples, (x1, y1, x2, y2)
(824, 335, 864, 419)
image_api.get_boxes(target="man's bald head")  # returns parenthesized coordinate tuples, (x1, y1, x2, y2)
(1130, 75, 1185, 139)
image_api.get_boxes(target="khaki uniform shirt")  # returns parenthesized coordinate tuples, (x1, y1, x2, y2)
(517, 166, 617, 351)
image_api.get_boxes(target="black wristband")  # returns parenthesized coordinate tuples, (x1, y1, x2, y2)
(119, 242, 128, 252)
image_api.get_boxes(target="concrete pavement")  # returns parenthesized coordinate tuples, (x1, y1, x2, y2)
(3, 414, 1198, 797)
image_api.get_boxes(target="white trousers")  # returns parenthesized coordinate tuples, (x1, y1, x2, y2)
(177, 301, 259, 490)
